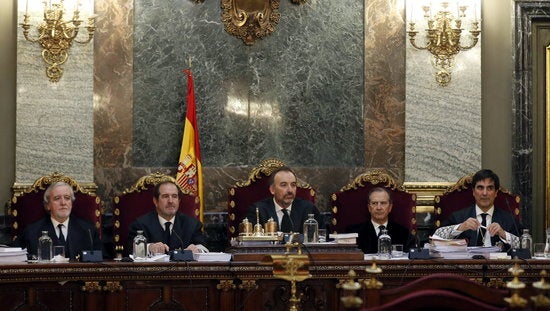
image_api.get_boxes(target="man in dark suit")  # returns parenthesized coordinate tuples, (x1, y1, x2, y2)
(244, 166, 324, 233)
(347, 187, 415, 254)
(127, 181, 207, 255)
(16, 182, 101, 260)
(434, 169, 522, 248)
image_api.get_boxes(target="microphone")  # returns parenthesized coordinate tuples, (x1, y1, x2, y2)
(503, 192, 522, 238)
(169, 225, 194, 262)
(81, 228, 102, 262)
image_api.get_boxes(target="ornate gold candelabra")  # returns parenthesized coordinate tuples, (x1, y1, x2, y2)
(407, 1, 480, 86)
(363, 261, 383, 290)
(267, 243, 311, 311)
(20, 0, 96, 82)
(504, 262, 528, 308)
(531, 270, 550, 308)
(339, 269, 363, 310)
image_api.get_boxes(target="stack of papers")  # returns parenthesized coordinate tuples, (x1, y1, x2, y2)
(130, 254, 170, 262)
(328, 233, 358, 244)
(193, 252, 232, 262)
(429, 236, 470, 259)
(0, 247, 27, 262)
(468, 246, 501, 258)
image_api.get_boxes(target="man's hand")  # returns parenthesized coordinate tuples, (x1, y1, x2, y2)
(487, 223, 506, 239)
(457, 217, 481, 232)
(148, 242, 169, 254)
(184, 244, 201, 253)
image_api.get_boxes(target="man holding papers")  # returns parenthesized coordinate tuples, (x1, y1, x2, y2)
(434, 169, 523, 249)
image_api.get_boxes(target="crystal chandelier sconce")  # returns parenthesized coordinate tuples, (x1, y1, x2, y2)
(20, 0, 96, 83)
(406, 1, 480, 86)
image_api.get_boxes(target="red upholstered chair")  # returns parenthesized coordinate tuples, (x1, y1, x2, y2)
(227, 159, 316, 238)
(112, 172, 199, 255)
(330, 170, 416, 235)
(8, 172, 103, 242)
(434, 174, 521, 228)
(358, 273, 508, 311)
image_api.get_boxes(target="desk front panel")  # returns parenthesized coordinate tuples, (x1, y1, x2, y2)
(0, 259, 546, 311)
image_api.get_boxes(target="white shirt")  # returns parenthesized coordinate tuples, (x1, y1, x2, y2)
(274, 198, 292, 228)
(372, 220, 388, 236)
(51, 218, 69, 240)
(158, 215, 175, 233)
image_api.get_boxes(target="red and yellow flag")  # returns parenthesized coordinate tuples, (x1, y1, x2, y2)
(176, 69, 203, 221)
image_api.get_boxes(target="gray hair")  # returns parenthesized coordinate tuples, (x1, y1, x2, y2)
(43, 182, 75, 205)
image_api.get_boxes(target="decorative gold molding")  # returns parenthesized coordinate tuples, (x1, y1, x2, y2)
(81, 281, 102, 292)
(338, 170, 403, 192)
(239, 279, 258, 291)
(103, 281, 123, 293)
(217, 279, 237, 291)
(221, 0, 281, 45)
(404, 182, 452, 213)
(11, 172, 98, 199)
(119, 172, 192, 195)
(221, 0, 307, 45)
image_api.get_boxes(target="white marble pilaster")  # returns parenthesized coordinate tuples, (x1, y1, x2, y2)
(15, 0, 94, 183)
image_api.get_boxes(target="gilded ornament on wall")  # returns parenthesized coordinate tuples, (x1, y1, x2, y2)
(221, 0, 281, 45)
(221, 0, 306, 45)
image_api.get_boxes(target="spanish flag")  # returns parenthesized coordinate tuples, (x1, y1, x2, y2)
(176, 69, 203, 222)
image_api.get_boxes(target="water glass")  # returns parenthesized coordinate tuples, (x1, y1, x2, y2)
(534, 243, 546, 258)
(392, 244, 404, 257)
(54, 245, 65, 258)
(318, 229, 327, 243)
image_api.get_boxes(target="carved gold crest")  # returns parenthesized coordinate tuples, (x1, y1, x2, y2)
(221, 0, 281, 45)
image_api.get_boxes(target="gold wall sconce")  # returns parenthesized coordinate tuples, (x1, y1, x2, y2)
(221, 0, 306, 45)
(406, 1, 480, 86)
(20, 0, 96, 82)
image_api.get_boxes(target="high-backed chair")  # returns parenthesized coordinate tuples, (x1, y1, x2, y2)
(227, 159, 316, 238)
(434, 174, 521, 228)
(330, 170, 416, 236)
(361, 273, 510, 311)
(8, 172, 103, 242)
(358, 273, 508, 311)
(112, 172, 199, 255)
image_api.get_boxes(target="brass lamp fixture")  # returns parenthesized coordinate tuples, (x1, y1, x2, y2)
(406, 1, 480, 86)
(20, 0, 96, 82)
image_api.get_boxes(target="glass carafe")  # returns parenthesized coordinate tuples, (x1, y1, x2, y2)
(133, 230, 148, 259)
(303, 214, 319, 243)
(378, 228, 392, 259)
(37, 231, 52, 262)
(520, 229, 533, 255)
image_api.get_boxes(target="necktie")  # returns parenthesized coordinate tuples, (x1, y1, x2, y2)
(477, 213, 488, 246)
(164, 222, 172, 245)
(378, 225, 386, 237)
(58, 224, 66, 245)
(281, 209, 292, 232)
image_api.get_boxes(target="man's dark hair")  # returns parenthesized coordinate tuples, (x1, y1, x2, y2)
(153, 181, 181, 199)
(367, 187, 393, 204)
(268, 166, 296, 186)
(472, 169, 500, 190)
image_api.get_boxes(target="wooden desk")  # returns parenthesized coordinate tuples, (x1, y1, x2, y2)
(0, 259, 547, 311)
